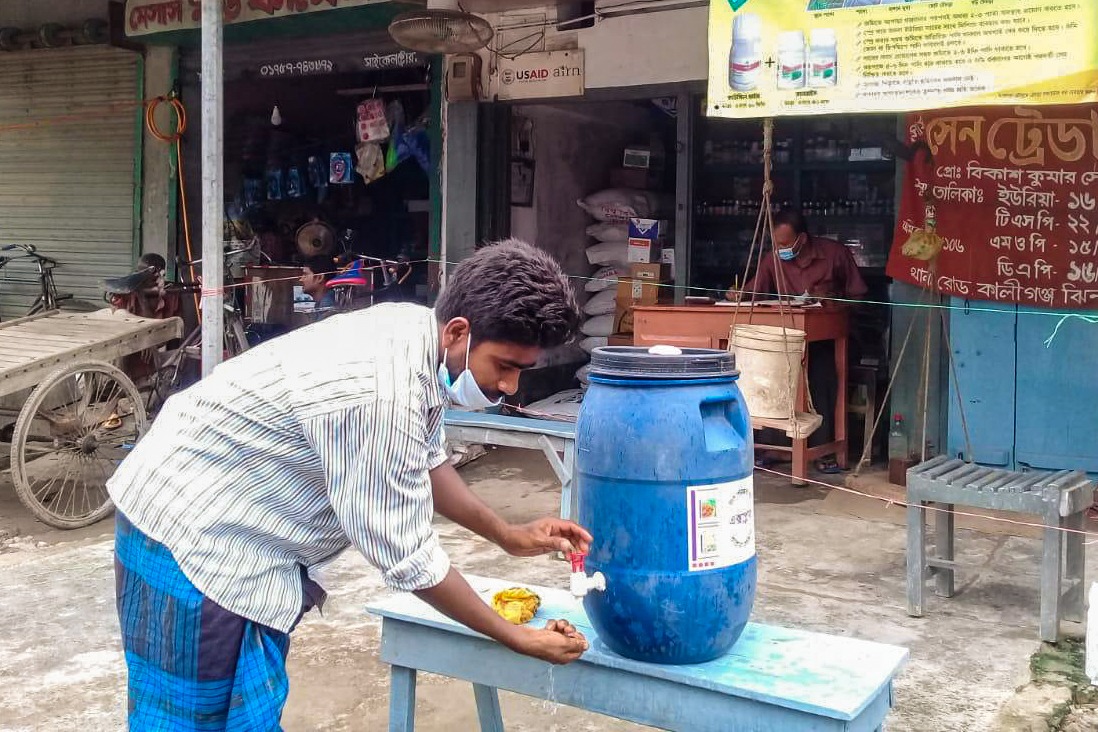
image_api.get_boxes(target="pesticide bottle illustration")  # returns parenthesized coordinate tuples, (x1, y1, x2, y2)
(728, 13, 762, 92)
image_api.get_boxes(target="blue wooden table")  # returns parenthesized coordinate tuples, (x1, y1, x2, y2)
(444, 410, 578, 521)
(368, 576, 909, 731)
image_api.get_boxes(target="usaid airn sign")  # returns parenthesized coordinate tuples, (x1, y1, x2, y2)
(492, 50, 584, 101)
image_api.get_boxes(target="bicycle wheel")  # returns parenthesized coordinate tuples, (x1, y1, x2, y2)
(11, 361, 146, 529)
(145, 328, 200, 413)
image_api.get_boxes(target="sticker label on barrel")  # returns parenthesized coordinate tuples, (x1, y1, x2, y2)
(687, 477, 754, 572)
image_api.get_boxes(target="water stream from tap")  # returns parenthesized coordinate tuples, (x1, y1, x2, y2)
(539, 663, 561, 716)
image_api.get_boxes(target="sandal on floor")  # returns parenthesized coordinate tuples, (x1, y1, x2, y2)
(816, 458, 842, 475)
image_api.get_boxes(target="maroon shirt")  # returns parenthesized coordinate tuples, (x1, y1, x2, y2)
(746, 235, 868, 300)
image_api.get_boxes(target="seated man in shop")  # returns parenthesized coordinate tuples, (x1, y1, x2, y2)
(300, 255, 339, 310)
(726, 209, 867, 474)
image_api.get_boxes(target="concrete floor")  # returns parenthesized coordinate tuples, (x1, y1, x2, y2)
(0, 448, 1093, 731)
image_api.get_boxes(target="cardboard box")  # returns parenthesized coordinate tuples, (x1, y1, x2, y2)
(613, 303, 635, 334)
(627, 218, 671, 264)
(628, 218, 671, 240)
(609, 166, 656, 190)
(661, 247, 676, 281)
(616, 276, 663, 306)
(627, 240, 661, 263)
(629, 262, 672, 283)
(614, 275, 667, 334)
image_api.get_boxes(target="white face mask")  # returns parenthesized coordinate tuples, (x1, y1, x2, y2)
(438, 336, 502, 410)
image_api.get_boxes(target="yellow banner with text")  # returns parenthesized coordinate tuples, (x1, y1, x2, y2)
(707, 0, 1098, 118)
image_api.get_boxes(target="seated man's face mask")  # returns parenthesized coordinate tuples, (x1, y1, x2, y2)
(777, 233, 806, 261)
(438, 335, 502, 410)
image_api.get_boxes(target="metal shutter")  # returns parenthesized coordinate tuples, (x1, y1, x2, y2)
(0, 46, 139, 320)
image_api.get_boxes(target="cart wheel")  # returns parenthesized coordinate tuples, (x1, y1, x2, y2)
(10, 361, 147, 529)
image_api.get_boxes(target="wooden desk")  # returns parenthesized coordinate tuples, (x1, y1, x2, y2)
(633, 304, 850, 485)
(369, 575, 909, 731)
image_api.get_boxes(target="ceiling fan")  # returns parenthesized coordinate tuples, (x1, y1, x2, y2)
(389, 0, 494, 55)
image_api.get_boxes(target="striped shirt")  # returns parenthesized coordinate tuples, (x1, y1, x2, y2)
(108, 303, 451, 633)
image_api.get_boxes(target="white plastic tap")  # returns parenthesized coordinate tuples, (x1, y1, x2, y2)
(568, 552, 606, 598)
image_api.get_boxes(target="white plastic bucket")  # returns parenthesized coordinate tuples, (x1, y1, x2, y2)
(730, 324, 806, 419)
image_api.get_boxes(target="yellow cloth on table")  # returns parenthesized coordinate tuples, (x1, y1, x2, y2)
(492, 587, 541, 625)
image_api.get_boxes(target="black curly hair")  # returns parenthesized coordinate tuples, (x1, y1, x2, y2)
(301, 255, 338, 278)
(435, 239, 580, 349)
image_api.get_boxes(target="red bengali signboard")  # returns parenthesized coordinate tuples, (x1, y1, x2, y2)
(125, 0, 384, 36)
(886, 105, 1098, 311)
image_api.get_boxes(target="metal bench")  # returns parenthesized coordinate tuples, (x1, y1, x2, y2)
(444, 410, 577, 521)
(369, 576, 909, 732)
(906, 456, 1094, 642)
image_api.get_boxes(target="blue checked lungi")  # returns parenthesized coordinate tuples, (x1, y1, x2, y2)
(114, 514, 316, 731)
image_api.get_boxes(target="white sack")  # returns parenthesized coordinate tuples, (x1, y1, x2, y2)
(580, 314, 614, 337)
(577, 188, 659, 222)
(585, 265, 623, 293)
(576, 363, 592, 387)
(579, 336, 608, 353)
(586, 222, 630, 242)
(583, 289, 617, 316)
(585, 241, 629, 267)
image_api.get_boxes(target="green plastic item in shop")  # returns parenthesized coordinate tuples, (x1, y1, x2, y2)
(728, 0, 749, 9)
(386, 138, 399, 172)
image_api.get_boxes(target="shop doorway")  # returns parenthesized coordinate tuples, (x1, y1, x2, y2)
(478, 96, 681, 407)
(178, 34, 435, 335)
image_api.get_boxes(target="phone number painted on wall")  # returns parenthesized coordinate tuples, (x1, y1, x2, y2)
(259, 59, 335, 77)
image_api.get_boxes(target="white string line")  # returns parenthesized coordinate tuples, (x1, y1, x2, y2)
(753, 465, 1098, 542)
(184, 256, 1087, 320)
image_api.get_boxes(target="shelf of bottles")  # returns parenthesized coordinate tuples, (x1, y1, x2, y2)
(696, 198, 894, 220)
(691, 112, 899, 288)
(702, 137, 795, 168)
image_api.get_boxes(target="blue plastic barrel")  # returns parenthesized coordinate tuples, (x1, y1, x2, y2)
(577, 346, 756, 665)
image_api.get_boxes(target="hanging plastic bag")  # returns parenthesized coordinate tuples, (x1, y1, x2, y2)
(385, 128, 402, 172)
(356, 98, 389, 143)
(286, 166, 305, 199)
(266, 166, 284, 200)
(390, 118, 431, 174)
(355, 142, 386, 184)
(386, 100, 406, 135)
(330, 152, 355, 184)
(308, 155, 329, 203)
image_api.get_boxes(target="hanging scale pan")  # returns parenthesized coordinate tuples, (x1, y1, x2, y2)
(296, 220, 336, 257)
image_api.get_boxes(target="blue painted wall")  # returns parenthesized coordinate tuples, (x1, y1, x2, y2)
(946, 298, 1017, 468)
(947, 299, 1098, 475)
(1014, 311, 1098, 474)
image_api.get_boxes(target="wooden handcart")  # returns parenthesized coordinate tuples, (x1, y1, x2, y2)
(0, 310, 182, 529)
